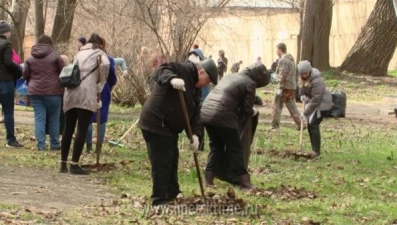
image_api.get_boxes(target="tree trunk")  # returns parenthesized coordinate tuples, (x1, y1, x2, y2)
(33, 0, 44, 43)
(0, 0, 9, 20)
(340, 0, 397, 76)
(51, 0, 77, 48)
(296, 0, 305, 63)
(300, 0, 333, 71)
(9, 0, 29, 59)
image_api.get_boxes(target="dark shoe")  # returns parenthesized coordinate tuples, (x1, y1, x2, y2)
(6, 140, 23, 148)
(313, 151, 321, 159)
(60, 162, 68, 173)
(238, 174, 253, 190)
(70, 164, 90, 175)
(86, 143, 92, 153)
(205, 171, 215, 186)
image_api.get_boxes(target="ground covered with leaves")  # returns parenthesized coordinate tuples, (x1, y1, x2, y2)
(1, 73, 397, 224)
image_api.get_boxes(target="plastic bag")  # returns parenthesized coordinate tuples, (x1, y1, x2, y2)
(15, 78, 29, 106)
(328, 91, 347, 118)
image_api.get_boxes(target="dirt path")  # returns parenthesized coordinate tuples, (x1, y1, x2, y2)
(0, 166, 114, 213)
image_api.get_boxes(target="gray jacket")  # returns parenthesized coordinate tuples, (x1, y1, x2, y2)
(299, 68, 332, 117)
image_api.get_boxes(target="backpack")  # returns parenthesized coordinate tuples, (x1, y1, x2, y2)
(59, 51, 100, 88)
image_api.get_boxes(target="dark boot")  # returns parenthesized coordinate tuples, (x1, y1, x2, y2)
(205, 171, 215, 186)
(310, 127, 321, 157)
(70, 164, 90, 175)
(238, 174, 253, 189)
(60, 161, 68, 173)
(86, 143, 92, 153)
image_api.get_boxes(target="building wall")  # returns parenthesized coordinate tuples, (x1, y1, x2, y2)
(198, 0, 396, 72)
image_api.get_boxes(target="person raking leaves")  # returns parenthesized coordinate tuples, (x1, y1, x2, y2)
(138, 58, 218, 206)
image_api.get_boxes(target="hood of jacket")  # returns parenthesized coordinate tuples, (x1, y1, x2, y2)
(309, 68, 321, 82)
(31, 44, 54, 58)
(283, 53, 294, 62)
(241, 63, 269, 88)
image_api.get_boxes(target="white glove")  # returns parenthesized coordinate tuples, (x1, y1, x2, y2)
(276, 89, 283, 96)
(122, 69, 128, 77)
(97, 100, 102, 109)
(170, 78, 185, 91)
(252, 108, 258, 117)
(190, 135, 199, 151)
(300, 95, 309, 103)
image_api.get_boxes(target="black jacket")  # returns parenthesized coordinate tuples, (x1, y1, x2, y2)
(138, 61, 202, 138)
(0, 35, 22, 82)
(200, 63, 269, 129)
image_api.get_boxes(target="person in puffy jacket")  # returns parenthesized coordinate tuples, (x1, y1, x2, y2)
(60, 33, 110, 175)
(23, 35, 65, 151)
(298, 60, 332, 157)
(138, 58, 218, 206)
(200, 63, 270, 189)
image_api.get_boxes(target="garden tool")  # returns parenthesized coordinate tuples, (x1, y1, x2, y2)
(178, 89, 205, 198)
(108, 118, 140, 148)
(96, 55, 102, 166)
(300, 102, 306, 151)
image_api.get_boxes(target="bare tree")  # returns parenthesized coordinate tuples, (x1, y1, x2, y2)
(0, 0, 30, 59)
(300, 0, 333, 71)
(340, 0, 397, 76)
(0, 0, 9, 20)
(51, 0, 77, 48)
(33, 0, 44, 43)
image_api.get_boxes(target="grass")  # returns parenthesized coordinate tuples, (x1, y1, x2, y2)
(1, 116, 397, 224)
(388, 70, 397, 77)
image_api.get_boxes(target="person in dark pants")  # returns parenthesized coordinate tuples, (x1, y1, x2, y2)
(200, 63, 270, 189)
(138, 58, 218, 206)
(60, 33, 110, 175)
(0, 21, 23, 148)
(298, 60, 332, 157)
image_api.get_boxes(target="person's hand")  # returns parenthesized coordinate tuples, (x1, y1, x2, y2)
(97, 100, 102, 109)
(170, 78, 185, 91)
(276, 89, 283, 96)
(300, 95, 309, 103)
(122, 69, 128, 77)
(253, 107, 258, 117)
(190, 135, 199, 151)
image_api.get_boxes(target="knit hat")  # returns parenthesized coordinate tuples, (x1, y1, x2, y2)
(0, 21, 11, 34)
(201, 58, 218, 85)
(77, 37, 86, 45)
(297, 60, 312, 74)
(189, 48, 204, 60)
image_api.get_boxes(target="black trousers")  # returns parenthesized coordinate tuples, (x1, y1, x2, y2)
(307, 110, 329, 154)
(61, 108, 93, 163)
(142, 129, 181, 206)
(205, 125, 248, 181)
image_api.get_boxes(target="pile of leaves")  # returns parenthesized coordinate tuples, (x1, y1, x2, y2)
(0, 207, 62, 224)
(265, 149, 317, 160)
(248, 185, 317, 200)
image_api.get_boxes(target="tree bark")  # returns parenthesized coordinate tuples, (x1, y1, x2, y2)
(340, 0, 397, 76)
(33, 0, 44, 43)
(296, 0, 304, 63)
(8, 0, 29, 59)
(300, 0, 333, 71)
(0, 0, 9, 20)
(51, 0, 77, 47)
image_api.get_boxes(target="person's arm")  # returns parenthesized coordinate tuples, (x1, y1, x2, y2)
(243, 83, 256, 118)
(97, 52, 110, 92)
(277, 58, 290, 89)
(22, 61, 30, 81)
(304, 80, 324, 117)
(108, 58, 117, 90)
(153, 62, 179, 85)
(56, 55, 65, 73)
(3, 44, 22, 78)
